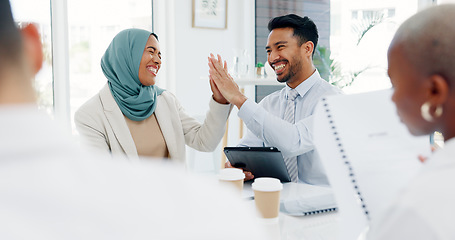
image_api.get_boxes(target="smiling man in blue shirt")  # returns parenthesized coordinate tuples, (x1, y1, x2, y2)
(209, 14, 341, 185)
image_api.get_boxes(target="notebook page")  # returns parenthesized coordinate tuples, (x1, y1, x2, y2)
(314, 89, 430, 240)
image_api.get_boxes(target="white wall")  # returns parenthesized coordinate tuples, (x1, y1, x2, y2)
(155, 0, 254, 115)
(154, 0, 255, 172)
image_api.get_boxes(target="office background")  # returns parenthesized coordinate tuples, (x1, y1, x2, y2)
(10, 0, 451, 172)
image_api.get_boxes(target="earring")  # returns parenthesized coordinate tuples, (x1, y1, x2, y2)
(435, 104, 443, 118)
(421, 102, 443, 122)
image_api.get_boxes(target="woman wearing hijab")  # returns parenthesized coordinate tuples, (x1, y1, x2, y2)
(75, 29, 231, 162)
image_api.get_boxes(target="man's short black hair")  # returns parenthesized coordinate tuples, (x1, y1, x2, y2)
(0, 0, 22, 72)
(268, 14, 318, 55)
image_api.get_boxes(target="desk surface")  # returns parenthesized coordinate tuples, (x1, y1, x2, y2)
(278, 210, 338, 240)
(243, 182, 339, 240)
(242, 200, 339, 240)
(202, 173, 339, 239)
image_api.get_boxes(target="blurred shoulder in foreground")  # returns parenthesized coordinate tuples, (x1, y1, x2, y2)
(0, 0, 267, 239)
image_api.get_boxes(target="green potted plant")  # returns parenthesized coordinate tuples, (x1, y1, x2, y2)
(256, 62, 265, 76)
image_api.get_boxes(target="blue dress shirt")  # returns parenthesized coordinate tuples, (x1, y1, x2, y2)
(238, 70, 342, 185)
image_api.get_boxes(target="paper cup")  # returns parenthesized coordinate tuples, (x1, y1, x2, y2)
(252, 177, 283, 219)
(218, 168, 245, 195)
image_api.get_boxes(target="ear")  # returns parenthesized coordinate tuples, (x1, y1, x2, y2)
(301, 41, 315, 57)
(20, 23, 43, 74)
(429, 74, 449, 106)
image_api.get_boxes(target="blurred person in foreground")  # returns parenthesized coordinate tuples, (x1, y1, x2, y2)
(0, 1, 267, 239)
(75, 28, 231, 162)
(208, 14, 341, 184)
(367, 4, 455, 239)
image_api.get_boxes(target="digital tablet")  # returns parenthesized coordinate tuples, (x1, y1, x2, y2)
(223, 147, 291, 182)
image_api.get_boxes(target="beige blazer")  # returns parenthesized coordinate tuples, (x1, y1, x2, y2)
(75, 84, 232, 163)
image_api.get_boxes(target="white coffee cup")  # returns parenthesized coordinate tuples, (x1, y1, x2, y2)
(252, 177, 283, 219)
(218, 168, 245, 195)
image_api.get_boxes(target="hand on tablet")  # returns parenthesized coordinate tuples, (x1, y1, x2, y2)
(225, 161, 254, 181)
(243, 171, 254, 181)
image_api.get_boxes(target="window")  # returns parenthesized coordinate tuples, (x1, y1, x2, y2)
(253, 0, 418, 96)
(330, 0, 421, 93)
(11, 0, 153, 130)
(67, 0, 153, 131)
(10, 0, 53, 115)
(351, 10, 358, 19)
(387, 8, 396, 18)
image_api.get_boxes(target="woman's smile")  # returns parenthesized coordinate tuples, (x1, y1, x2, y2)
(147, 64, 158, 76)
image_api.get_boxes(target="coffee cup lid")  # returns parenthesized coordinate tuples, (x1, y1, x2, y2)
(218, 168, 245, 181)
(252, 177, 283, 192)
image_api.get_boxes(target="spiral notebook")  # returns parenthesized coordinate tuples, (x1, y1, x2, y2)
(313, 90, 431, 240)
(279, 182, 337, 216)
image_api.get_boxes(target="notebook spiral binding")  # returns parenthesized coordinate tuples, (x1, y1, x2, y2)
(321, 97, 370, 220)
(302, 207, 338, 216)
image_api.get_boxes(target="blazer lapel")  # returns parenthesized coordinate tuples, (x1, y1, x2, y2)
(155, 95, 179, 160)
(99, 84, 138, 159)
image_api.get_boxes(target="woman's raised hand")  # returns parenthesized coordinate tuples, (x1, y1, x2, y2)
(208, 54, 247, 109)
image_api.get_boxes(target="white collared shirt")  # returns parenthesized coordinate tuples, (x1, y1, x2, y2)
(238, 70, 342, 185)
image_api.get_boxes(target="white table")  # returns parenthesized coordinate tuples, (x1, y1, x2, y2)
(203, 173, 339, 239)
(277, 211, 338, 240)
(242, 199, 339, 240)
(243, 182, 339, 240)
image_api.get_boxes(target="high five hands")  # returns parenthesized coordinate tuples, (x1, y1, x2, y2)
(208, 54, 254, 181)
(208, 54, 248, 109)
(208, 54, 229, 104)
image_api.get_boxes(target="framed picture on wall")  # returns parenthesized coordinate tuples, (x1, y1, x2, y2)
(192, 0, 227, 29)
